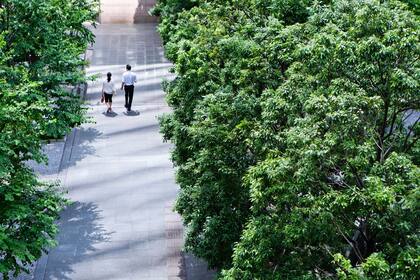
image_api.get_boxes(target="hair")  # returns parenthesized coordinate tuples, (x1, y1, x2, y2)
(126, 64, 131, 71)
(107, 72, 112, 82)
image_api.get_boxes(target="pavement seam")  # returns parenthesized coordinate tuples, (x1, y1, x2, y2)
(165, 201, 186, 280)
(32, 46, 90, 279)
(31, 127, 78, 280)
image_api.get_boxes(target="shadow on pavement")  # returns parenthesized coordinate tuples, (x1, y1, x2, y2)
(123, 110, 140, 116)
(184, 253, 217, 280)
(102, 111, 118, 118)
(62, 127, 102, 170)
(42, 202, 112, 280)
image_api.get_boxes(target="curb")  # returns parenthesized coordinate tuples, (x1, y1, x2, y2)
(30, 45, 92, 280)
(31, 127, 78, 280)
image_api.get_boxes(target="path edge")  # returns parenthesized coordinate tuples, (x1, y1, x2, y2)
(31, 47, 93, 280)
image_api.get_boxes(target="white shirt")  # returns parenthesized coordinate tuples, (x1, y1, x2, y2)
(122, 71, 137, 86)
(102, 81, 115, 94)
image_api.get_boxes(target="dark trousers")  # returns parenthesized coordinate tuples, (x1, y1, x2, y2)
(124, 85, 134, 111)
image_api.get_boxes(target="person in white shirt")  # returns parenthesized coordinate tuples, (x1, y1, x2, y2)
(121, 64, 137, 112)
(102, 72, 116, 114)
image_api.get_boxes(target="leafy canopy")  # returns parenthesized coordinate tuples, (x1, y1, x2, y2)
(0, 0, 98, 277)
(157, 0, 419, 279)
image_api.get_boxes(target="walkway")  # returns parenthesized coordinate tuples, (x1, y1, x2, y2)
(29, 24, 214, 280)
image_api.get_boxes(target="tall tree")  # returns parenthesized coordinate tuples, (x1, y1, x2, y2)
(1, 0, 99, 138)
(0, 36, 66, 278)
(157, 0, 322, 270)
(151, 0, 199, 44)
(0, 0, 98, 277)
(223, 0, 419, 278)
(156, 0, 419, 278)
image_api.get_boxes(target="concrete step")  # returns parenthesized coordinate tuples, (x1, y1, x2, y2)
(100, 0, 158, 23)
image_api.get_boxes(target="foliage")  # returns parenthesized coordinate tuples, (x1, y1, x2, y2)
(157, 0, 419, 278)
(151, 0, 199, 44)
(223, 1, 419, 278)
(0, 0, 98, 277)
(400, 0, 420, 14)
(158, 0, 318, 269)
(1, 0, 99, 138)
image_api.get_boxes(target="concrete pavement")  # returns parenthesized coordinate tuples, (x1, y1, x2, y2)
(28, 24, 214, 280)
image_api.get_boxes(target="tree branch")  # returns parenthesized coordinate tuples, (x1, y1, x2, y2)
(376, 96, 390, 163)
(332, 220, 364, 263)
(403, 117, 419, 151)
(348, 164, 364, 189)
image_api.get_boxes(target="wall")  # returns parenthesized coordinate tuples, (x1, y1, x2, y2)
(100, 0, 158, 24)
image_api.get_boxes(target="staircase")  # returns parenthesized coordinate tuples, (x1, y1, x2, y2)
(100, 0, 158, 24)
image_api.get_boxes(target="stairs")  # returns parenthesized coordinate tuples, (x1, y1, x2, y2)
(100, 0, 158, 24)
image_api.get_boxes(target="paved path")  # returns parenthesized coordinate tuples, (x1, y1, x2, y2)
(29, 24, 214, 280)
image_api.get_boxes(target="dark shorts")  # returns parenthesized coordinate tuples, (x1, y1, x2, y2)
(104, 93, 113, 103)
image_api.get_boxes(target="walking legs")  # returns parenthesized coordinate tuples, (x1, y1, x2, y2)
(124, 85, 134, 111)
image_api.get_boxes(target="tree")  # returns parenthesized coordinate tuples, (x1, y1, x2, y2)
(222, 0, 419, 278)
(157, 0, 322, 270)
(0, 0, 99, 138)
(157, 0, 419, 278)
(0, 0, 98, 277)
(151, 0, 199, 44)
(0, 36, 66, 278)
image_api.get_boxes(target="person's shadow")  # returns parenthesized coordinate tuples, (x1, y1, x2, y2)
(102, 111, 118, 118)
(123, 110, 140, 116)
